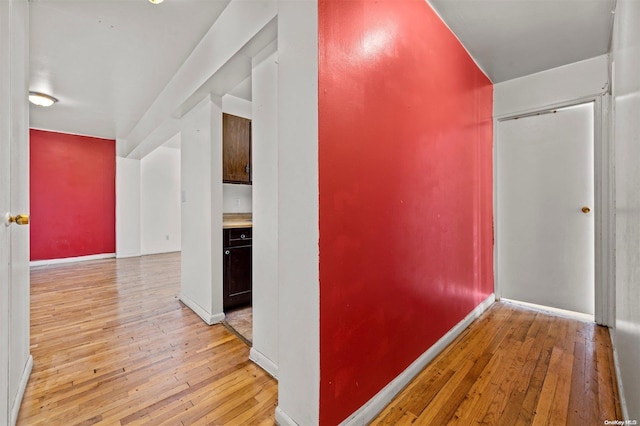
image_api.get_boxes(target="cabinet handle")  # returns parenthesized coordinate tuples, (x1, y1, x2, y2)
(225, 250, 230, 255)
(241, 234, 246, 239)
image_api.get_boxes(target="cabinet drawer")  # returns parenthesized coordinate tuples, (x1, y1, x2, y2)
(225, 228, 252, 247)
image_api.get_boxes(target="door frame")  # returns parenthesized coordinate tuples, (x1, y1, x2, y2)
(2, 1, 32, 423)
(493, 94, 614, 326)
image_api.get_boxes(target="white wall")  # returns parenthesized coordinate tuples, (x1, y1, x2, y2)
(612, 0, 640, 420)
(222, 184, 252, 213)
(170, 0, 276, 331)
(179, 96, 224, 325)
(249, 48, 279, 378)
(116, 156, 141, 258)
(223, 94, 252, 119)
(275, 1, 320, 425)
(494, 54, 608, 117)
(140, 146, 181, 254)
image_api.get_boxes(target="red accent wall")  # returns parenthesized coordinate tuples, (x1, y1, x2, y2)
(30, 129, 116, 261)
(318, 1, 494, 423)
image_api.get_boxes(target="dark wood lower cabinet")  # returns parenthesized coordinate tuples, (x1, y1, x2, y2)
(223, 228, 252, 310)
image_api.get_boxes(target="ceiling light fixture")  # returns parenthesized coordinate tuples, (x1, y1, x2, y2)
(149, 0, 164, 4)
(28, 91, 58, 107)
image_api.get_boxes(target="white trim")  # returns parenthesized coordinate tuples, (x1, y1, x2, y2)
(209, 312, 225, 325)
(178, 293, 224, 325)
(610, 330, 629, 420)
(249, 348, 279, 380)
(502, 299, 595, 323)
(10, 354, 32, 426)
(594, 94, 615, 326)
(30, 253, 115, 267)
(115, 252, 141, 259)
(275, 406, 298, 426)
(493, 115, 500, 301)
(29, 126, 113, 141)
(140, 250, 180, 257)
(494, 94, 603, 121)
(494, 95, 614, 327)
(339, 294, 496, 426)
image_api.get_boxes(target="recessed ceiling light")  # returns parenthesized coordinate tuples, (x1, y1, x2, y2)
(28, 92, 58, 107)
(149, 0, 164, 4)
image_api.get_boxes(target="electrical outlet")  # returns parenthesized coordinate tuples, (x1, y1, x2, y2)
(235, 197, 240, 207)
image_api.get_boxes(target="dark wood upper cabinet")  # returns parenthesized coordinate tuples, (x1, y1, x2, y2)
(223, 113, 252, 184)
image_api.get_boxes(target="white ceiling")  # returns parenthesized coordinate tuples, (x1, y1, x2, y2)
(29, 0, 617, 149)
(428, 0, 616, 83)
(29, 0, 231, 140)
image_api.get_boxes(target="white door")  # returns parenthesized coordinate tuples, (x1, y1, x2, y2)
(1, 1, 31, 424)
(497, 102, 595, 315)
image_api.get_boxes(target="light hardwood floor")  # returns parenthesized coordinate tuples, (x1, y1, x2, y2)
(372, 302, 622, 425)
(18, 253, 277, 425)
(19, 253, 621, 425)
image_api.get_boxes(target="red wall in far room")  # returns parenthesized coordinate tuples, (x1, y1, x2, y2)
(30, 129, 116, 261)
(318, 0, 494, 424)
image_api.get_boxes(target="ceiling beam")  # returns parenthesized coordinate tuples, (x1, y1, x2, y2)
(119, 0, 277, 158)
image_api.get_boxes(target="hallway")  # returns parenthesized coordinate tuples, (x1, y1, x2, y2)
(18, 253, 622, 425)
(372, 302, 622, 425)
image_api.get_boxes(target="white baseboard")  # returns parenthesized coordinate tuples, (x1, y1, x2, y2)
(178, 293, 224, 325)
(140, 249, 181, 256)
(116, 251, 181, 259)
(275, 406, 298, 426)
(340, 294, 496, 426)
(209, 312, 225, 325)
(609, 329, 629, 420)
(501, 298, 594, 323)
(249, 348, 279, 379)
(30, 253, 115, 267)
(205, 312, 224, 325)
(10, 354, 32, 426)
(116, 252, 141, 259)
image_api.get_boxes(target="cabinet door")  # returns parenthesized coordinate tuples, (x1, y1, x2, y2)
(223, 113, 251, 184)
(223, 244, 252, 310)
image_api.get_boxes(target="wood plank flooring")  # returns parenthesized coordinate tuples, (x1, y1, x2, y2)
(372, 302, 622, 425)
(18, 253, 277, 425)
(18, 253, 622, 425)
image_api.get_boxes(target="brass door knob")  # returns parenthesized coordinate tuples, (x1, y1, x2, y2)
(581, 206, 591, 214)
(9, 214, 29, 225)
